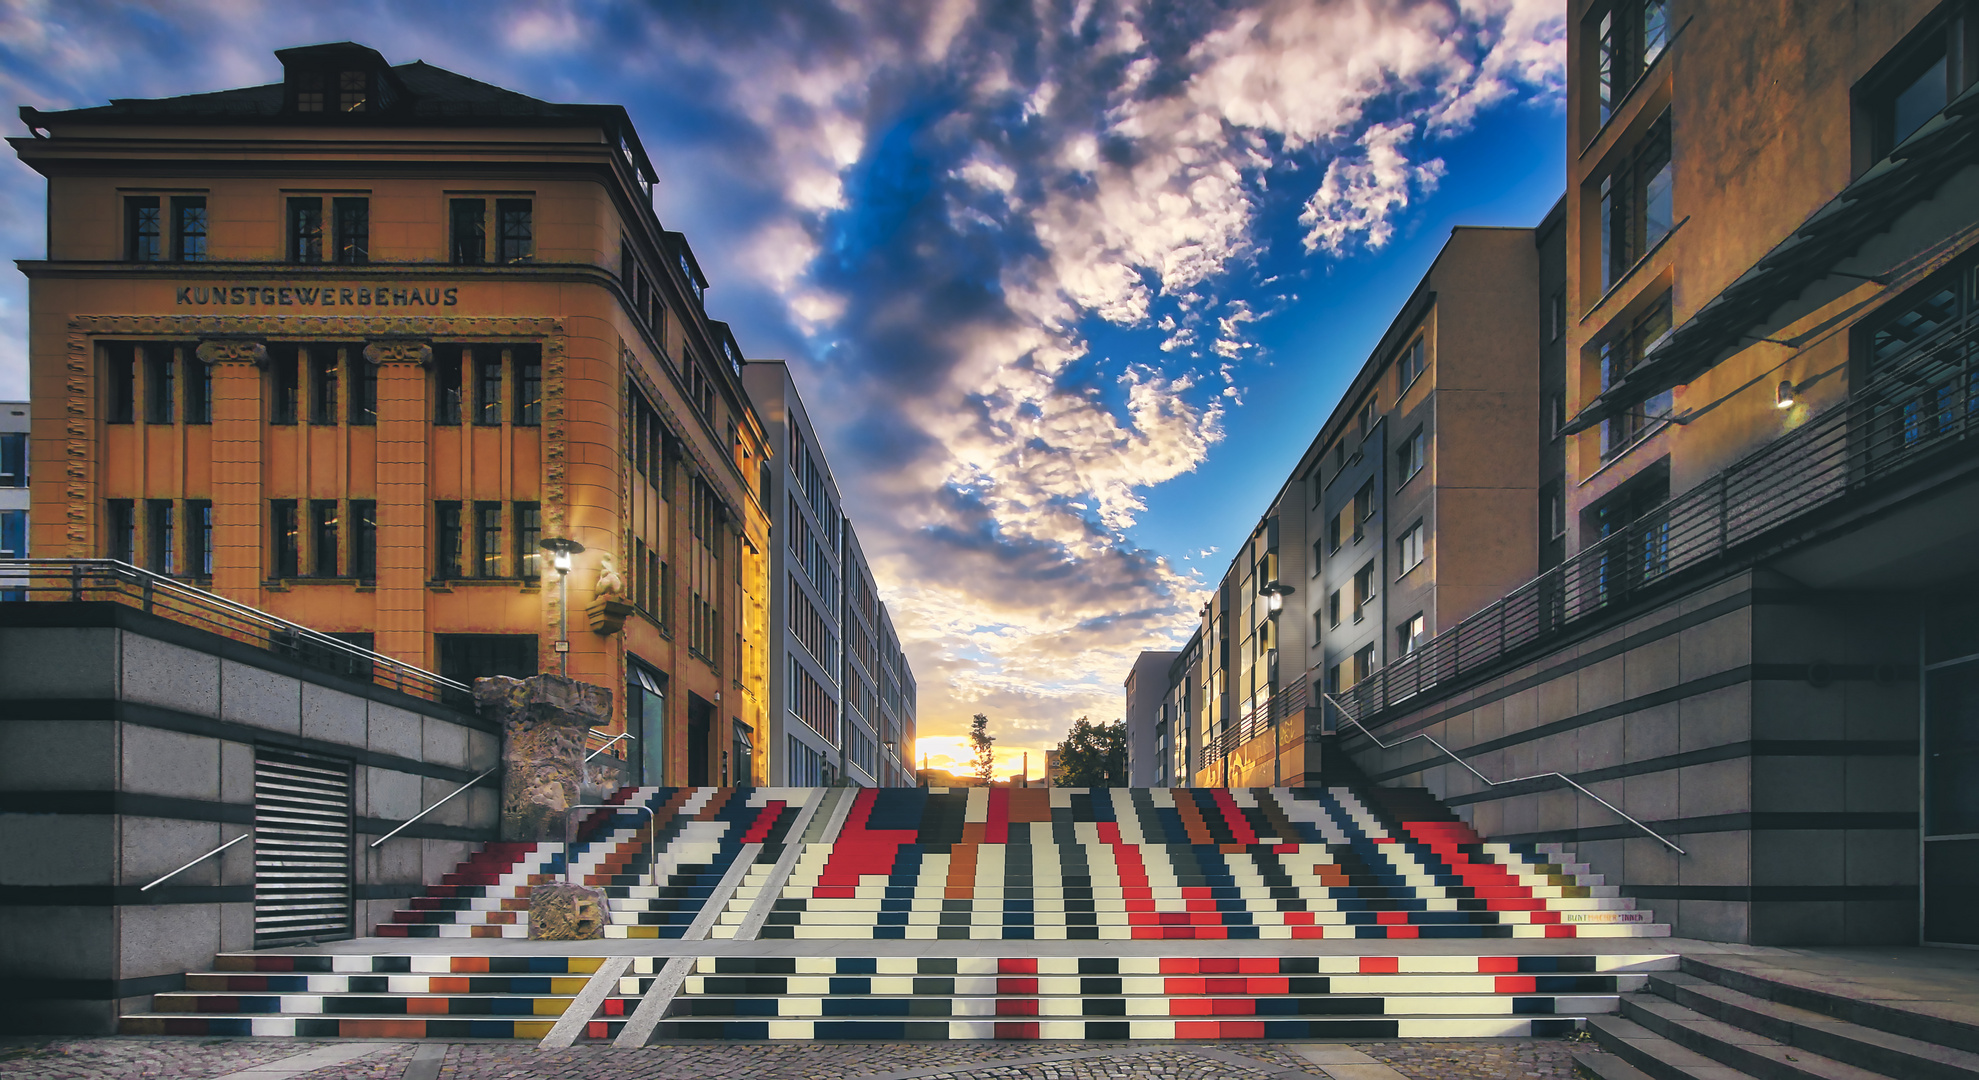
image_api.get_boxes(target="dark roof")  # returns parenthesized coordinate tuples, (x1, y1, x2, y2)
(1564, 79, 1979, 435)
(17, 45, 658, 182)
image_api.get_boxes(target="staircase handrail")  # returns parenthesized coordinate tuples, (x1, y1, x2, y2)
(368, 766, 499, 848)
(1322, 692, 1685, 855)
(141, 831, 252, 891)
(584, 731, 636, 762)
(565, 803, 655, 888)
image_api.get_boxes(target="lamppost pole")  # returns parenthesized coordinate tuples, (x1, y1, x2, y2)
(539, 537, 586, 679)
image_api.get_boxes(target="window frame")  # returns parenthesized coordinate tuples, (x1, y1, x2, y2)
(288, 197, 325, 264)
(1395, 336, 1426, 392)
(1397, 519, 1425, 575)
(449, 199, 486, 265)
(332, 197, 369, 264)
(125, 196, 162, 262)
(1395, 427, 1425, 487)
(172, 196, 208, 262)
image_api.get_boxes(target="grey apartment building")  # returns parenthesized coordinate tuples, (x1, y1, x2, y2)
(742, 361, 916, 787)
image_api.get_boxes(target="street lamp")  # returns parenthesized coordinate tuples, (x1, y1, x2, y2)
(539, 536, 586, 678)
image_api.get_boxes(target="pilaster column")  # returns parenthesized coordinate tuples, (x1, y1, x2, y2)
(365, 340, 432, 669)
(196, 340, 267, 603)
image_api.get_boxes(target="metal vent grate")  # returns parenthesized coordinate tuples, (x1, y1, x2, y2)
(253, 748, 354, 946)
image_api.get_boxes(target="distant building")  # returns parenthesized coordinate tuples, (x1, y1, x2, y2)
(1124, 650, 1180, 785)
(1, 402, 27, 599)
(741, 360, 916, 786)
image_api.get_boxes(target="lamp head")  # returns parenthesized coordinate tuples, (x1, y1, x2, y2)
(539, 536, 585, 574)
(1776, 380, 1796, 410)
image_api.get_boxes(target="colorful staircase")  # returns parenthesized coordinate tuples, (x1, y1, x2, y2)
(120, 780, 1675, 1041)
(716, 786, 1663, 941)
(376, 786, 807, 939)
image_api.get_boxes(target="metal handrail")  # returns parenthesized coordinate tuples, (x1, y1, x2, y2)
(566, 803, 655, 888)
(1322, 692, 1686, 855)
(141, 831, 251, 891)
(369, 767, 499, 848)
(585, 731, 636, 762)
(0, 558, 470, 703)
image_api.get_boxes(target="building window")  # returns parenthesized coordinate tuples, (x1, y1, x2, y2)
(435, 502, 462, 580)
(187, 354, 212, 425)
(106, 343, 136, 424)
(188, 500, 213, 577)
(1862, 11, 1976, 160)
(1600, 291, 1675, 457)
(1358, 394, 1380, 442)
(1550, 291, 1565, 342)
(107, 499, 135, 563)
(1544, 484, 1567, 540)
(1310, 538, 1323, 577)
(146, 345, 176, 425)
(1353, 479, 1374, 541)
(146, 499, 175, 575)
(1547, 393, 1565, 441)
(1592, 0, 1669, 125)
(332, 197, 368, 264)
(1396, 336, 1425, 390)
(1397, 520, 1425, 574)
(272, 500, 300, 579)
(1600, 111, 1673, 291)
(435, 345, 463, 425)
(1354, 561, 1376, 619)
(271, 346, 301, 425)
(351, 355, 376, 425)
(435, 634, 538, 686)
(1398, 613, 1426, 656)
(352, 500, 376, 581)
(0, 432, 25, 488)
(1395, 427, 1424, 485)
(450, 199, 486, 265)
(173, 197, 207, 262)
(3, 509, 30, 570)
(515, 348, 542, 425)
(310, 346, 339, 425)
(475, 352, 503, 425)
(1353, 643, 1377, 686)
(288, 197, 324, 263)
(126, 197, 162, 262)
(496, 199, 533, 263)
(310, 500, 339, 577)
(1327, 508, 1343, 553)
(475, 502, 503, 578)
(338, 70, 368, 113)
(515, 502, 541, 580)
(1328, 588, 1342, 628)
(295, 71, 324, 112)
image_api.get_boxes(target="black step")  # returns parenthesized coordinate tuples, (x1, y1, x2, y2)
(1572, 1049, 1662, 1080)
(1650, 971, 1979, 1080)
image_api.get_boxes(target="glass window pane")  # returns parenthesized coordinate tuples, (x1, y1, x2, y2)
(1894, 54, 1949, 148)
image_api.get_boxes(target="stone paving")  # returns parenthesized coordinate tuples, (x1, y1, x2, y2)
(0, 1037, 1584, 1080)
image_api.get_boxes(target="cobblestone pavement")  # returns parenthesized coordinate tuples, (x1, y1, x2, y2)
(0, 1037, 1584, 1080)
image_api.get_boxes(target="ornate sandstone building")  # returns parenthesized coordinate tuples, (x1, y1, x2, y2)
(11, 42, 773, 785)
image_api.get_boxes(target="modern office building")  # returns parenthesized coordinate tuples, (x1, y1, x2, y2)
(1, 402, 28, 598)
(1325, 0, 1979, 945)
(742, 360, 916, 787)
(8, 41, 773, 785)
(1123, 649, 1180, 786)
(1183, 225, 1546, 789)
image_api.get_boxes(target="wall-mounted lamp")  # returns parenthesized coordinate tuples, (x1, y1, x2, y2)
(539, 537, 586, 677)
(1776, 379, 1797, 410)
(1260, 582, 1293, 613)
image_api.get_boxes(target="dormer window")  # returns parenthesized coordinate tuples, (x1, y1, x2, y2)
(339, 71, 368, 113)
(296, 75, 325, 113)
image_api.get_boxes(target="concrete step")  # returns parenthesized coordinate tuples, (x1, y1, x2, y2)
(1587, 1014, 1766, 1080)
(1682, 957, 1979, 1057)
(1621, 992, 1890, 1080)
(1648, 971, 1979, 1080)
(1572, 1049, 1663, 1080)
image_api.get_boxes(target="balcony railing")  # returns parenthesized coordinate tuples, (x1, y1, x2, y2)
(1328, 305, 1978, 728)
(0, 559, 468, 704)
(1201, 678, 1310, 770)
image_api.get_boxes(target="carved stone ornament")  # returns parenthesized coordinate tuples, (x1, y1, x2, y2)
(194, 339, 267, 367)
(528, 882, 607, 940)
(363, 340, 433, 367)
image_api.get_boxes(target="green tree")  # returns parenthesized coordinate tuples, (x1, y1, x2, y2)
(968, 713, 997, 785)
(1055, 717, 1126, 787)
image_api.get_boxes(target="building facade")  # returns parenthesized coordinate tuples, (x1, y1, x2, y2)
(10, 42, 772, 786)
(1327, 0, 1979, 945)
(742, 360, 916, 787)
(1183, 226, 1545, 789)
(1123, 649, 1179, 786)
(1, 402, 25, 597)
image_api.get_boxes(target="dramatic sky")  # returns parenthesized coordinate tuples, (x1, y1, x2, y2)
(0, 0, 1567, 778)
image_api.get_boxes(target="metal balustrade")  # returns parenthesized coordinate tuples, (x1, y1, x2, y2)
(1201, 677, 1309, 769)
(1329, 308, 1978, 730)
(0, 558, 469, 704)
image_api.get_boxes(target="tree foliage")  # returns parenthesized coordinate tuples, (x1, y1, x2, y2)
(968, 713, 997, 785)
(1055, 716, 1126, 787)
